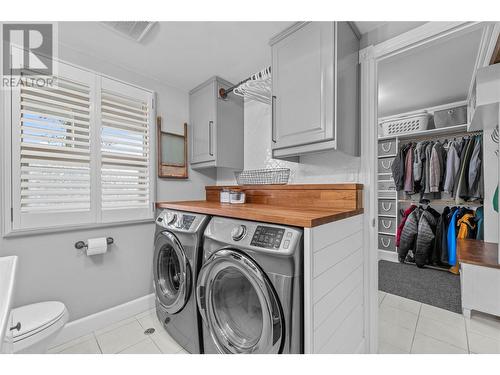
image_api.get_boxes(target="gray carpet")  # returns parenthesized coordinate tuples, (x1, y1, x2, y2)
(378, 260, 462, 314)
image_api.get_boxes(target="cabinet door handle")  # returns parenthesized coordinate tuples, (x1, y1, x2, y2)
(381, 202, 392, 211)
(381, 220, 392, 229)
(208, 121, 214, 156)
(381, 238, 391, 248)
(10, 322, 21, 332)
(271, 95, 276, 143)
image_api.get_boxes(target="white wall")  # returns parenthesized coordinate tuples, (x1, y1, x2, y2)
(217, 99, 361, 185)
(0, 43, 215, 320)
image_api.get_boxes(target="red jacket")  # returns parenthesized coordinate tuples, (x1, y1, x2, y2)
(396, 205, 417, 247)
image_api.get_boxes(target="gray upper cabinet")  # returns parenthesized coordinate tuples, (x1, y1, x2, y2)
(270, 22, 360, 159)
(189, 76, 244, 169)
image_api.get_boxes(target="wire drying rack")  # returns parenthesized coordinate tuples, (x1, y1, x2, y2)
(234, 168, 290, 185)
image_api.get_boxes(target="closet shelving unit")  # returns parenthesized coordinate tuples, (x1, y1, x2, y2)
(377, 100, 484, 264)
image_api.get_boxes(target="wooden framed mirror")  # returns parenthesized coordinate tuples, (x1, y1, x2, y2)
(157, 116, 188, 179)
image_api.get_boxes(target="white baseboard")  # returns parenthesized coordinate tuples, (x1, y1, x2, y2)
(378, 249, 398, 263)
(51, 293, 155, 347)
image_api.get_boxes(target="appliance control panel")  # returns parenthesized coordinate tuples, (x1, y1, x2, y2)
(179, 214, 195, 230)
(156, 210, 200, 231)
(250, 226, 285, 250)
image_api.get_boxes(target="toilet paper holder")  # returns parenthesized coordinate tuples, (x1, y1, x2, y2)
(74, 237, 114, 250)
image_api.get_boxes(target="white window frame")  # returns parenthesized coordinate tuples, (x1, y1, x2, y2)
(2, 56, 156, 236)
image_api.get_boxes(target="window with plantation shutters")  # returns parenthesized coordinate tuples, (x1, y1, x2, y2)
(8, 60, 155, 232)
(100, 78, 154, 222)
(11, 62, 96, 230)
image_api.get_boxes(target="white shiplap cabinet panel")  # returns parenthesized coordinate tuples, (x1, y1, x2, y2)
(313, 265, 363, 330)
(312, 214, 363, 251)
(314, 284, 363, 351)
(313, 248, 362, 303)
(318, 304, 364, 354)
(313, 230, 363, 277)
(304, 214, 366, 353)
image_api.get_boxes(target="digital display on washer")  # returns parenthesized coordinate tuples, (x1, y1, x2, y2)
(182, 215, 195, 230)
(250, 226, 285, 249)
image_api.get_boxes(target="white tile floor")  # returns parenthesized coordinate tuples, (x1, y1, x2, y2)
(378, 291, 500, 354)
(48, 293, 500, 354)
(47, 308, 189, 354)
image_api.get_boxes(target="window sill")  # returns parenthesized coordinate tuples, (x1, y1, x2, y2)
(2, 218, 155, 238)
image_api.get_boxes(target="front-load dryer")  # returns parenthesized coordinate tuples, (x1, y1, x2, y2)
(197, 216, 303, 354)
(154, 209, 209, 354)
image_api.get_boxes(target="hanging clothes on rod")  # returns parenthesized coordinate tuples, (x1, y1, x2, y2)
(392, 133, 484, 204)
(219, 66, 272, 104)
(397, 203, 484, 273)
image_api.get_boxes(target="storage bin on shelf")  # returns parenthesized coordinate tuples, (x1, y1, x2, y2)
(379, 112, 430, 137)
(433, 105, 467, 128)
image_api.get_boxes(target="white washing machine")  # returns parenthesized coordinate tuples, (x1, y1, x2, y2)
(196, 216, 303, 354)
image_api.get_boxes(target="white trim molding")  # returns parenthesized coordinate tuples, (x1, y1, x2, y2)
(50, 293, 155, 348)
(359, 45, 378, 354)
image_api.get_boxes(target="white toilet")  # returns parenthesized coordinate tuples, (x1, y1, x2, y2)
(12, 301, 69, 353)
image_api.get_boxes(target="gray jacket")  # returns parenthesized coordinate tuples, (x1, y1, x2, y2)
(429, 142, 444, 193)
(398, 207, 423, 259)
(468, 136, 482, 200)
(424, 142, 434, 194)
(456, 137, 476, 203)
(453, 138, 470, 199)
(413, 142, 425, 182)
(443, 141, 460, 194)
(391, 145, 407, 191)
(415, 207, 440, 267)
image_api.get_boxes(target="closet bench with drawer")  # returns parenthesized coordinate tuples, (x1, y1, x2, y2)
(458, 239, 500, 319)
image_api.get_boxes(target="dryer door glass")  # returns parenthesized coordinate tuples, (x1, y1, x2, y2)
(155, 232, 191, 314)
(197, 249, 283, 354)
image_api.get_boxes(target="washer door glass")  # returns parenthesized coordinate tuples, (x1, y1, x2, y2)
(197, 249, 283, 354)
(212, 266, 263, 349)
(155, 232, 191, 314)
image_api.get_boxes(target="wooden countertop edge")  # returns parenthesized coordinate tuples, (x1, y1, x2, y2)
(307, 208, 365, 227)
(155, 201, 364, 228)
(457, 239, 500, 270)
(205, 183, 363, 191)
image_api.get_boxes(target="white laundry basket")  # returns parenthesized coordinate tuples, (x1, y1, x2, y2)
(379, 112, 430, 137)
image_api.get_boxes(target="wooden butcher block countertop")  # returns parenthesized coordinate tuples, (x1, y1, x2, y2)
(458, 239, 500, 269)
(156, 184, 364, 228)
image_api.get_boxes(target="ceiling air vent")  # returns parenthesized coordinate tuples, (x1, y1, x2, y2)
(101, 21, 156, 42)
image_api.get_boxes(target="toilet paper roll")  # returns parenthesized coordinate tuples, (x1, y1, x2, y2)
(86, 237, 108, 256)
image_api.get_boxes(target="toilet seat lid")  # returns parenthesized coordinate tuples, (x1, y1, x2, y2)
(12, 301, 67, 340)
